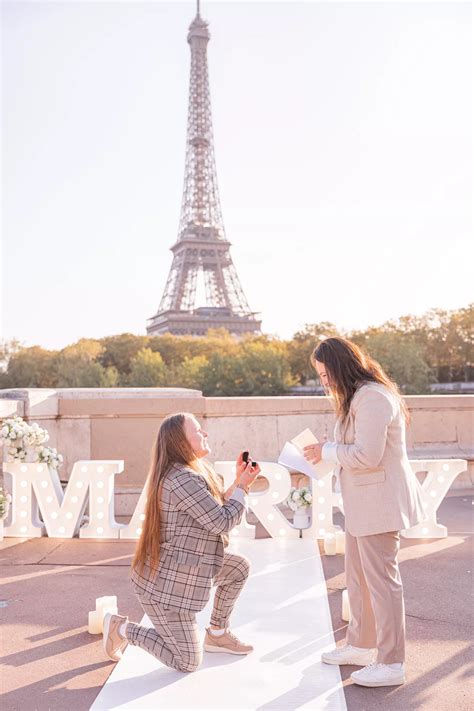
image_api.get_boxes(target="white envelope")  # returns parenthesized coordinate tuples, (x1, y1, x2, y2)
(278, 442, 318, 479)
(280, 429, 337, 483)
(290, 427, 319, 452)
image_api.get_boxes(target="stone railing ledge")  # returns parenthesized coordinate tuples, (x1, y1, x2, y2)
(54, 387, 202, 400)
(206, 396, 334, 417)
(0, 389, 58, 417)
(56, 388, 204, 417)
(406, 394, 474, 410)
(0, 397, 25, 418)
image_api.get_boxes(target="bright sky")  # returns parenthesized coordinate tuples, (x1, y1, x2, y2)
(2, 0, 472, 350)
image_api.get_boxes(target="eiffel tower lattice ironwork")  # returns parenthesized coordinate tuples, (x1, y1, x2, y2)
(147, 3, 261, 337)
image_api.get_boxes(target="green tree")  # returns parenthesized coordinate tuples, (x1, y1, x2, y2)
(201, 341, 295, 396)
(149, 328, 238, 367)
(100, 334, 151, 374)
(287, 322, 340, 384)
(423, 306, 474, 382)
(0, 346, 59, 388)
(55, 339, 118, 387)
(450, 304, 474, 381)
(126, 348, 167, 386)
(1, 303, 470, 393)
(351, 330, 432, 394)
(389, 305, 473, 383)
(0, 339, 22, 372)
(169, 355, 209, 391)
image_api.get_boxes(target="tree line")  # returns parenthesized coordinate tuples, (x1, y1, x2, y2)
(1, 305, 472, 396)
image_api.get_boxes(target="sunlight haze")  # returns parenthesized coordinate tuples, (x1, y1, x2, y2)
(2, 0, 472, 349)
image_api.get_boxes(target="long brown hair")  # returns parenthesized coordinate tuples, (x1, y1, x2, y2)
(132, 412, 224, 574)
(311, 337, 409, 423)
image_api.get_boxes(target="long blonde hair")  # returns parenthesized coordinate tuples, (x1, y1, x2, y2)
(311, 337, 410, 423)
(132, 412, 224, 574)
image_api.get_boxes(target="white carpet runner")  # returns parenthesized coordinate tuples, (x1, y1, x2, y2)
(91, 539, 346, 711)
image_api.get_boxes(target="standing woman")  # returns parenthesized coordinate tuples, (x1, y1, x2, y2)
(102, 412, 259, 672)
(304, 337, 425, 688)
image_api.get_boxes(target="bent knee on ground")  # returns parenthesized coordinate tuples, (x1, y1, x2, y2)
(175, 654, 202, 673)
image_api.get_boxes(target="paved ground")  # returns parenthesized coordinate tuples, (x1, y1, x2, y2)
(1, 492, 472, 711)
(323, 493, 473, 711)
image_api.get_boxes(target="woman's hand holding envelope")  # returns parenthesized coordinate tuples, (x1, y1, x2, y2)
(303, 443, 324, 465)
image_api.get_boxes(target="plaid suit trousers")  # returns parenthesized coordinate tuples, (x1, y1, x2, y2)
(126, 550, 251, 672)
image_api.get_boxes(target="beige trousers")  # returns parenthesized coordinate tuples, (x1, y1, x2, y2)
(345, 530, 405, 663)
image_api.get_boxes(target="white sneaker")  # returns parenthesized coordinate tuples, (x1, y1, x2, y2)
(321, 644, 376, 666)
(351, 662, 406, 687)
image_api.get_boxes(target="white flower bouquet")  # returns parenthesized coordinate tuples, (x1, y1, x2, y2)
(6, 445, 26, 461)
(0, 416, 61, 469)
(23, 422, 50, 447)
(1, 416, 30, 442)
(0, 487, 12, 519)
(37, 446, 64, 469)
(286, 486, 312, 511)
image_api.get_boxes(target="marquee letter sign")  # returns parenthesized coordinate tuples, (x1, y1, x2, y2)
(402, 459, 467, 538)
(215, 461, 299, 539)
(1, 458, 467, 540)
(119, 485, 148, 540)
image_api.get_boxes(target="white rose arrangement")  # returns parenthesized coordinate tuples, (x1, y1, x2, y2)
(286, 486, 312, 511)
(37, 446, 64, 469)
(0, 487, 12, 519)
(1, 416, 34, 443)
(0, 416, 62, 470)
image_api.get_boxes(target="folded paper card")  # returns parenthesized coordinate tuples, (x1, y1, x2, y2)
(290, 428, 319, 451)
(279, 429, 326, 480)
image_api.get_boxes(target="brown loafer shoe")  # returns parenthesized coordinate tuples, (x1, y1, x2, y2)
(103, 612, 128, 661)
(203, 627, 253, 655)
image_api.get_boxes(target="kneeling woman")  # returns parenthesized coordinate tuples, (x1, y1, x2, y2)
(103, 412, 259, 672)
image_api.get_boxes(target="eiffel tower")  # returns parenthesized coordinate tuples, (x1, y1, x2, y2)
(147, 2, 261, 337)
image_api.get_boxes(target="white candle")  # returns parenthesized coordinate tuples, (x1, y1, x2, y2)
(323, 533, 337, 555)
(96, 596, 117, 616)
(101, 605, 118, 630)
(88, 610, 102, 634)
(335, 530, 345, 555)
(89, 605, 118, 634)
(342, 589, 352, 622)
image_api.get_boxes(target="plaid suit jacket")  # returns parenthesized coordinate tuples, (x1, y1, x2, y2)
(131, 463, 245, 612)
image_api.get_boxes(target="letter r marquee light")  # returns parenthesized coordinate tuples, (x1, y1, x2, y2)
(2, 458, 467, 541)
(215, 461, 301, 540)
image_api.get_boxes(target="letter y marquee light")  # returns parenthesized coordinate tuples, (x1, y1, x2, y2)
(402, 459, 467, 538)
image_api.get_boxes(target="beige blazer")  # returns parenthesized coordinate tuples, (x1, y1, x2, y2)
(335, 382, 426, 537)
